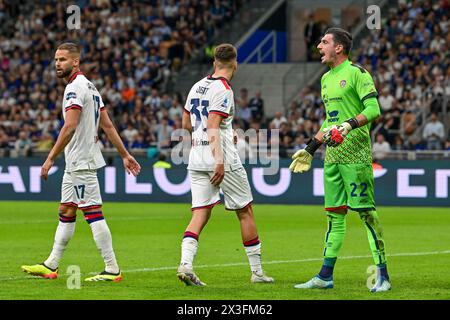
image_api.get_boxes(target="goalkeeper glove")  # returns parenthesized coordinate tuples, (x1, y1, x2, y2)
(323, 118, 359, 147)
(289, 138, 322, 173)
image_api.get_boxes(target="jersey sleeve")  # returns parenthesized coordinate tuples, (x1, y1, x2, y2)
(354, 69, 378, 102)
(209, 88, 232, 118)
(183, 92, 191, 115)
(99, 95, 106, 111)
(320, 119, 327, 131)
(361, 95, 381, 123)
(64, 83, 84, 111)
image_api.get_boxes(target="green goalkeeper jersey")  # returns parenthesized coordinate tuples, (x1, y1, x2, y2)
(320, 59, 378, 164)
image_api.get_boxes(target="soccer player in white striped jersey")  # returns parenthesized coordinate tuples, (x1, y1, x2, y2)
(21, 43, 141, 282)
(176, 43, 273, 286)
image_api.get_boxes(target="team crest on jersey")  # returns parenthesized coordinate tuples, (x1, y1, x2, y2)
(339, 80, 347, 88)
(66, 92, 77, 100)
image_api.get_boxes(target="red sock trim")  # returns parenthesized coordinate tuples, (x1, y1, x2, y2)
(59, 214, 76, 223)
(183, 231, 199, 241)
(244, 236, 260, 247)
(84, 213, 104, 220)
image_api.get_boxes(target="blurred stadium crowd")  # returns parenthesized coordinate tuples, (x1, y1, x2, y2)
(286, 0, 450, 158)
(0, 0, 449, 159)
(0, 0, 245, 156)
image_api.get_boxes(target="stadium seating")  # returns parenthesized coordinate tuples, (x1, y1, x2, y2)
(0, 0, 245, 156)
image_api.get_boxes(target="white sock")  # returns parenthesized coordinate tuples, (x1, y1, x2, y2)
(245, 243, 263, 274)
(89, 220, 120, 274)
(44, 221, 76, 270)
(180, 237, 198, 269)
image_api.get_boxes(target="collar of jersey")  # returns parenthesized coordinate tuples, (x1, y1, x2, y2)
(330, 59, 350, 74)
(68, 71, 84, 84)
(206, 74, 232, 87)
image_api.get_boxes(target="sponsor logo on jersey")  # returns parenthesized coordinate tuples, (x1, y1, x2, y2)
(327, 110, 340, 123)
(191, 138, 210, 147)
(66, 92, 77, 100)
(340, 80, 347, 88)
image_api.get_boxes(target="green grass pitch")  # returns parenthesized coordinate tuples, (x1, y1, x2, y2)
(0, 201, 449, 300)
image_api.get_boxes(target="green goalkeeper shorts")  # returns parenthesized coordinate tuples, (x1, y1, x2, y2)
(324, 163, 376, 212)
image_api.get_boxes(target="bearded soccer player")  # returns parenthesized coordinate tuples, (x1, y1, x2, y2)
(21, 43, 141, 282)
(176, 43, 273, 286)
(290, 28, 391, 292)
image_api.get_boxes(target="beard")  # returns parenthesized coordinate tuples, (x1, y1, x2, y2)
(56, 67, 73, 78)
(323, 52, 337, 66)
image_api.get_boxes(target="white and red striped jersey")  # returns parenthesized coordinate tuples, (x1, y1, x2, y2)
(184, 75, 242, 171)
(62, 72, 106, 172)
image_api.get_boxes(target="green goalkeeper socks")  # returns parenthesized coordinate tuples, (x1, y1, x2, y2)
(319, 212, 346, 280)
(319, 210, 388, 281)
(323, 212, 346, 259)
(359, 210, 387, 266)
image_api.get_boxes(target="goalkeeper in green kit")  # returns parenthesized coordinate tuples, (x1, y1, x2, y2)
(289, 28, 391, 292)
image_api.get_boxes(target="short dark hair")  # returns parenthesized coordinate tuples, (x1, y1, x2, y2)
(57, 42, 81, 56)
(214, 43, 237, 64)
(325, 28, 353, 55)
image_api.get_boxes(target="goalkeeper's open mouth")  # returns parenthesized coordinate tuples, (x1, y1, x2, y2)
(319, 50, 326, 63)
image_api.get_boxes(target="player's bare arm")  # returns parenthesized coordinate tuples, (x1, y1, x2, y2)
(181, 108, 193, 148)
(314, 130, 325, 143)
(207, 113, 224, 186)
(182, 110, 192, 134)
(41, 109, 81, 181)
(99, 109, 141, 176)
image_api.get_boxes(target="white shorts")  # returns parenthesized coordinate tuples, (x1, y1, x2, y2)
(60, 170, 102, 210)
(189, 167, 253, 211)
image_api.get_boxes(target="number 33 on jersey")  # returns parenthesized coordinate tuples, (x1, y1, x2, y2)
(184, 75, 241, 172)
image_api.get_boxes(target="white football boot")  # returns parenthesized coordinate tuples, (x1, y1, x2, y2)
(177, 265, 206, 286)
(294, 276, 334, 289)
(251, 271, 274, 283)
(370, 276, 391, 292)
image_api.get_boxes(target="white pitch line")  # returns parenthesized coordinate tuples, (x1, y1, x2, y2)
(0, 216, 183, 225)
(123, 250, 450, 273)
(3, 250, 449, 282)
